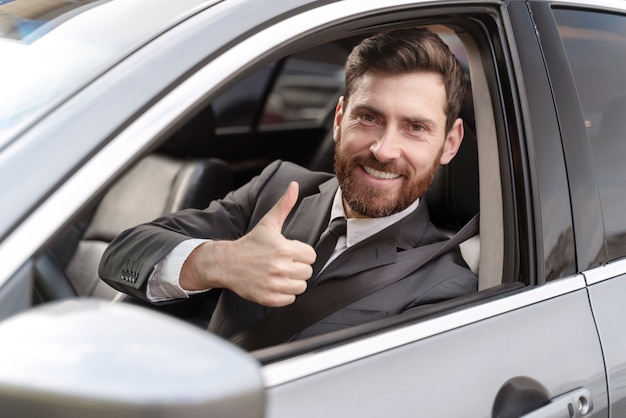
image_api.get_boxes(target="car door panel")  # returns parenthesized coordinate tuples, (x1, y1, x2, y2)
(586, 263, 626, 417)
(265, 281, 607, 417)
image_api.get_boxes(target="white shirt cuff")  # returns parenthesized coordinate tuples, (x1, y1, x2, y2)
(146, 238, 209, 302)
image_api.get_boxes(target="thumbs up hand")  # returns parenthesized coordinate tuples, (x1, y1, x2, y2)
(180, 182, 317, 307)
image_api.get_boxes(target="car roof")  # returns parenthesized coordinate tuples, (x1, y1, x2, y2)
(0, 0, 217, 147)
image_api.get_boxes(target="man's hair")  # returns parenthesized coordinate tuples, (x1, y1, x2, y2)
(344, 27, 466, 133)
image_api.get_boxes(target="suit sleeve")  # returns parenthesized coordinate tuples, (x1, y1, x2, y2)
(98, 160, 285, 300)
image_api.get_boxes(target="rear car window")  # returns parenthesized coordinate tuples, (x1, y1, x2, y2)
(554, 8, 626, 261)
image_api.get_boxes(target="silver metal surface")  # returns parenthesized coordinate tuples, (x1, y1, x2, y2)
(584, 258, 626, 285)
(0, 300, 264, 418)
(587, 275, 626, 417)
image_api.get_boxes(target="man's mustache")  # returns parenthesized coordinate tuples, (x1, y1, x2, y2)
(351, 154, 411, 178)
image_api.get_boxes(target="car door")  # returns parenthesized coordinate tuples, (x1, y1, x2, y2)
(249, 2, 609, 417)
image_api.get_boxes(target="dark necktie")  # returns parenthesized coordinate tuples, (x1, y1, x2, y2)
(310, 217, 347, 280)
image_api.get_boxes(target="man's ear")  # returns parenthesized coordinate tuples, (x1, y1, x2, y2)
(439, 118, 464, 165)
(333, 96, 345, 143)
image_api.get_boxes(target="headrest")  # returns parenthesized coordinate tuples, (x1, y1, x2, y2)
(84, 155, 233, 242)
(157, 105, 215, 158)
(426, 121, 479, 230)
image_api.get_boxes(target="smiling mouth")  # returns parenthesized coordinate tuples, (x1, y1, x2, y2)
(363, 166, 401, 180)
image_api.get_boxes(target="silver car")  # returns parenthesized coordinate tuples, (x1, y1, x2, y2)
(0, 0, 625, 416)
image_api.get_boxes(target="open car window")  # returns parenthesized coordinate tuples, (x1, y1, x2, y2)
(33, 14, 514, 360)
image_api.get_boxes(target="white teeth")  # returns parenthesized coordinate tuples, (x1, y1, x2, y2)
(363, 166, 400, 179)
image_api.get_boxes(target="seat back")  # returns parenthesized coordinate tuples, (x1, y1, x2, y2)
(65, 155, 233, 299)
(425, 123, 480, 273)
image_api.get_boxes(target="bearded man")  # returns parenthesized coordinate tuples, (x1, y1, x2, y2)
(99, 27, 477, 347)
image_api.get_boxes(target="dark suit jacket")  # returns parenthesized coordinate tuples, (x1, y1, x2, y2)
(99, 160, 477, 342)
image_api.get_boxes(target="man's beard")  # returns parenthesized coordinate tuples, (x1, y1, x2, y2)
(334, 139, 442, 218)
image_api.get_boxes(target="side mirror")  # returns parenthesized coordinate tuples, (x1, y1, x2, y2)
(0, 300, 265, 418)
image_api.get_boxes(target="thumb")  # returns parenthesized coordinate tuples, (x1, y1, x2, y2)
(260, 181, 299, 232)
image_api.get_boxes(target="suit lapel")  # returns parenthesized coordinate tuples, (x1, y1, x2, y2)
(316, 199, 432, 283)
(319, 223, 399, 280)
(395, 197, 432, 250)
(283, 177, 338, 246)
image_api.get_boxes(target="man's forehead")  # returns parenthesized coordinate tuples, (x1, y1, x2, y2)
(351, 70, 445, 94)
(347, 71, 447, 116)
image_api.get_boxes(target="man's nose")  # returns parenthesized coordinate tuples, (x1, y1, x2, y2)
(370, 129, 401, 161)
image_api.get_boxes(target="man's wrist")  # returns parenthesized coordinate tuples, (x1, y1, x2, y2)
(180, 239, 233, 291)
(146, 238, 208, 302)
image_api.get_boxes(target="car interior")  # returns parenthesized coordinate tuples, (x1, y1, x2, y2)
(32, 23, 523, 353)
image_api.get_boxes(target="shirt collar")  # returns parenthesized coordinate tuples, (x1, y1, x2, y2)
(329, 188, 420, 248)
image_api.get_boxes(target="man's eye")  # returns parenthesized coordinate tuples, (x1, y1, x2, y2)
(410, 124, 425, 132)
(360, 113, 376, 123)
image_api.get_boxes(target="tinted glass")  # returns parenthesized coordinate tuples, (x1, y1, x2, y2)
(555, 8, 626, 260)
(260, 43, 346, 126)
(0, 0, 102, 43)
(212, 64, 276, 128)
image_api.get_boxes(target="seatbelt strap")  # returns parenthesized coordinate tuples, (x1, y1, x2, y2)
(230, 213, 479, 351)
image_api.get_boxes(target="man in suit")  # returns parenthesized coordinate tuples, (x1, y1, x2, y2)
(99, 27, 477, 347)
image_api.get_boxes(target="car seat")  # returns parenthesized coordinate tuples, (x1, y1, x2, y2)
(426, 123, 480, 272)
(35, 106, 234, 301)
